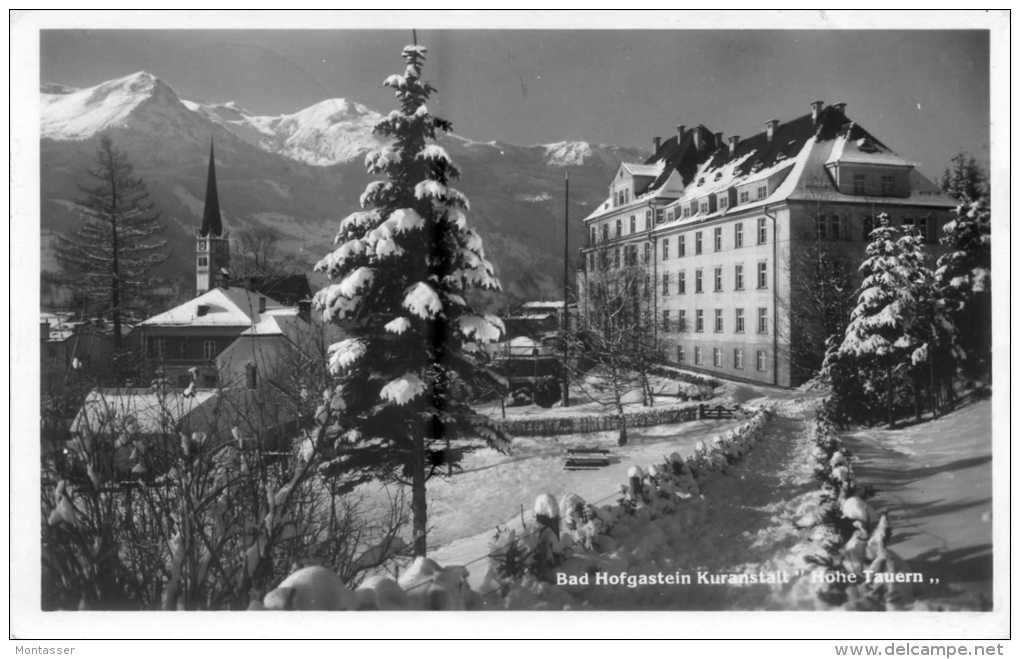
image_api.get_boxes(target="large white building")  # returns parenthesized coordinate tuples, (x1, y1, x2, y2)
(578, 101, 956, 387)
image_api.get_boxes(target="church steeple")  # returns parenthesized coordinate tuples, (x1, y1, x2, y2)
(196, 138, 229, 296)
(200, 140, 222, 237)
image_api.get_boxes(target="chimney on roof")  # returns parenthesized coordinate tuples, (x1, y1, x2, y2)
(245, 362, 258, 390)
(653, 136, 662, 152)
(297, 299, 311, 323)
(833, 102, 847, 115)
(765, 119, 779, 142)
(693, 129, 702, 151)
(728, 136, 740, 157)
(676, 125, 685, 141)
(810, 100, 825, 125)
(714, 132, 723, 149)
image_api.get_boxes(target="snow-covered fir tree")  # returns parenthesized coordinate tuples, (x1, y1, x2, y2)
(829, 214, 919, 426)
(55, 135, 166, 357)
(940, 151, 988, 203)
(935, 197, 992, 380)
(312, 41, 509, 557)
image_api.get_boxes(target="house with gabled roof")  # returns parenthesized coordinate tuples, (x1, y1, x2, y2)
(579, 101, 956, 387)
(137, 285, 289, 386)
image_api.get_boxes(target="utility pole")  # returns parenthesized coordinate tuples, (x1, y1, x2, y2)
(562, 170, 571, 407)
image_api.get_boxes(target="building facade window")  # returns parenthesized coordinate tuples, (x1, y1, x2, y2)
(695, 231, 703, 254)
(734, 264, 745, 290)
(719, 196, 728, 211)
(739, 190, 749, 204)
(714, 267, 723, 292)
(829, 214, 841, 240)
(656, 208, 664, 224)
(643, 243, 651, 263)
(756, 350, 767, 372)
(616, 218, 622, 237)
(714, 227, 723, 251)
(757, 217, 768, 244)
(735, 308, 745, 333)
(662, 309, 671, 333)
(816, 214, 827, 240)
(629, 215, 636, 233)
(645, 209, 652, 229)
(862, 215, 874, 240)
(757, 261, 768, 289)
(714, 308, 723, 333)
(757, 307, 769, 334)
(678, 270, 686, 294)
(662, 238, 669, 260)
(880, 175, 895, 196)
(695, 309, 704, 333)
(853, 173, 867, 196)
(678, 235, 686, 257)
(613, 247, 621, 269)
(677, 346, 686, 364)
(713, 347, 722, 367)
(590, 227, 597, 245)
(694, 346, 703, 365)
(678, 309, 687, 332)
(734, 348, 744, 370)
(662, 273, 670, 296)
(197, 256, 209, 267)
(203, 339, 217, 360)
(757, 184, 767, 199)
(695, 269, 704, 293)
(734, 222, 744, 248)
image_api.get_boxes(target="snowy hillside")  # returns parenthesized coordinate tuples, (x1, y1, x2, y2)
(184, 97, 386, 166)
(41, 71, 182, 140)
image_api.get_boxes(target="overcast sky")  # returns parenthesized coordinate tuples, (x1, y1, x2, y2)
(41, 29, 989, 177)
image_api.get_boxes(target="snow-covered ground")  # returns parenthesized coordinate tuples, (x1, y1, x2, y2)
(840, 399, 993, 609)
(355, 413, 745, 559)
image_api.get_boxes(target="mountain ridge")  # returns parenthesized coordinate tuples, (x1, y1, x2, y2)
(40, 71, 647, 306)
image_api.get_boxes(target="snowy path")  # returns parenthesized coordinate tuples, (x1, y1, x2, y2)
(560, 398, 823, 610)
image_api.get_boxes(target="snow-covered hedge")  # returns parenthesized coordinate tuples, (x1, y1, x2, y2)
(497, 403, 705, 437)
(251, 405, 776, 610)
(793, 406, 909, 610)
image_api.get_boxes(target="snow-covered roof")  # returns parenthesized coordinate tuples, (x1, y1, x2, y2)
(621, 162, 665, 178)
(239, 308, 307, 338)
(72, 387, 219, 435)
(520, 301, 565, 309)
(140, 287, 285, 328)
(825, 130, 913, 168)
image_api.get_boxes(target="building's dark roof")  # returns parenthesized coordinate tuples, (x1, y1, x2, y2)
(199, 140, 223, 237)
(644, 124, 720, 190)
(641, 104, 879, 195)
(244, 274, 312, 307)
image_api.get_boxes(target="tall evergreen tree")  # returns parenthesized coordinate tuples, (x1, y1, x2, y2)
(935, 197, 992, 380)
(940, 151, 988, 203)
(830, 214, 916, 426)
(55, 135, 166, 354)
(312, 42, 509, 557)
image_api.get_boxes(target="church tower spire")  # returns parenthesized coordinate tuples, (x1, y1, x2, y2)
(200, 140, 222, 237)
(196, 138, 230, 296)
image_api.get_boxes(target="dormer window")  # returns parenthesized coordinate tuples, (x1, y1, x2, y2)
(856, 137, 879, 153)
(739, 190, 749, 204)
(697, 177, 705, 187)
(757, 184, 768, 199)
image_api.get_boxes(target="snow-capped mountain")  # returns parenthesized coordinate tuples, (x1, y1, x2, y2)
(40, 72, 646, 303)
